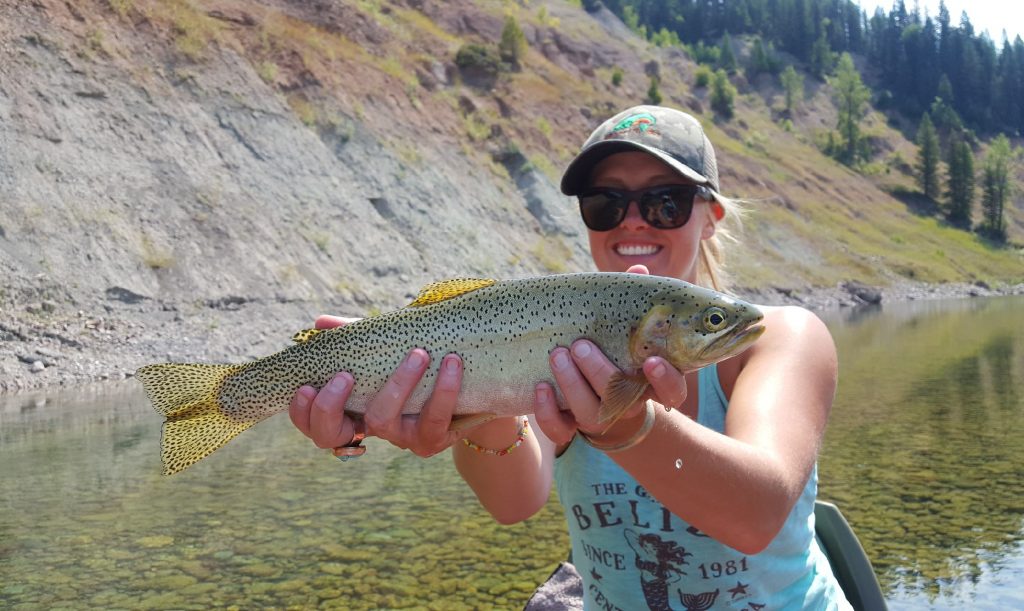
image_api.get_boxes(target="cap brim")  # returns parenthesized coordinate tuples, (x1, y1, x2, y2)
(560, 140, 711, 196)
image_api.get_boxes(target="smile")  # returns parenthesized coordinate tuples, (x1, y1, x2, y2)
(615, 244, 661, 256)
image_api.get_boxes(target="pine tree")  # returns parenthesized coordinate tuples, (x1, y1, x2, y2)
(945, 135, 975, 226)
(646, 76, 663, 105)
(719, 32, 737, 74)
(780, 65, 804, 116)
(747, 36, 778, 78)
(915, 113, 941, 200)
(710, 69, 736, 119)
(499, 15, 527, 69)
(980, 135, 1013, 240)
(810, 29, 836, 79)
(830, 53, 870, 164)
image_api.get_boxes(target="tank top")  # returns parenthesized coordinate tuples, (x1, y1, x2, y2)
(553, 364, 851, 610)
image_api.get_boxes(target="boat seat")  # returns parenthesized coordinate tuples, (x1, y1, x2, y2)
(813, 500, 888, 611)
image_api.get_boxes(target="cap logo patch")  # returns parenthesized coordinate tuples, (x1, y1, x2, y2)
(605, 112, 660, 140)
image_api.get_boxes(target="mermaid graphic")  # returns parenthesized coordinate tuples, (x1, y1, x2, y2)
(624, 529, 694, 610)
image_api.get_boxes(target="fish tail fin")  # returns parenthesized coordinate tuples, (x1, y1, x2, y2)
(598, 371, 650, 430)
(136, 363, 249, 475)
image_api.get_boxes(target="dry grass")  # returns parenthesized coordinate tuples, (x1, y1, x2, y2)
(107, 0, 134, 17)
(140, 235, 174, 270)
(531, 235, 572, 273)
(287, 95, 318, 127)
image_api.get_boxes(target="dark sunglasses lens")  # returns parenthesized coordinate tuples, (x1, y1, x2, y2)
(641, 186, 696, 228)
(579, 193, 627, 231)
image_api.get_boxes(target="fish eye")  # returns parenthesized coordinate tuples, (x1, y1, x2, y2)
(703, 307, 728, 332)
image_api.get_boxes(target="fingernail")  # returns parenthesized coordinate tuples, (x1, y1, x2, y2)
(572, 341, 591, 358)
(552, 349, 570, 371)
(650, 361, 666, 380)
(326, 374, 349, 394)
(443, 355, 459, 374)
(405, 350, 426, 370)
(295, 390, 311, 410)
(535, 385, 552, 403)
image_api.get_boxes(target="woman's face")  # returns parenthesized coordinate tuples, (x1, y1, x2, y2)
(584, 151, 716, 281)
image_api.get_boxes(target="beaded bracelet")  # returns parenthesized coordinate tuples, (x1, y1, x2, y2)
(462, 417, 529, 456)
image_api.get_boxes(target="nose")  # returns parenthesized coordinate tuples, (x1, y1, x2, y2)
(619, 200, 649, 230)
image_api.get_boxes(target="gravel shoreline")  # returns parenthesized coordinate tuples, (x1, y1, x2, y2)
(2, 278, 1022, 396)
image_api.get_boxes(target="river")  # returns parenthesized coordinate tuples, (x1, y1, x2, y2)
(1, 295, 1021, 609)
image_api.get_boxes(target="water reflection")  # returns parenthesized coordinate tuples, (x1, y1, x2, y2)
(0, 296, 1021, 609)
(818, 296, 1024, 610)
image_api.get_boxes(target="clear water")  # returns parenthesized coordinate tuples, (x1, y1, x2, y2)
(817, 296, 1024, 610)
(1, 296, 1022, 609)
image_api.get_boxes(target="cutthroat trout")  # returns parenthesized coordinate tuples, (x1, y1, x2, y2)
(137, 273, 764, 474)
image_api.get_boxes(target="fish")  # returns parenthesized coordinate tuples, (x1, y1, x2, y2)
(136, 272, 765, 474)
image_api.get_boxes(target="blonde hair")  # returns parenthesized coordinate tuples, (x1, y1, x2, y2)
(697, 192, 744, 294)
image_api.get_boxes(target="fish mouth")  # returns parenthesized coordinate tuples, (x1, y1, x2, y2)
(700, 322, 766, 360)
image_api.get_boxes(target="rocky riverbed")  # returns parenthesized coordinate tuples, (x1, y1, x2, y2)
(3, 272, 1020, 395)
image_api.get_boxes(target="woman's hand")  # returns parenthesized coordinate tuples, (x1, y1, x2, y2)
(288, 316, 465, 458)
(533, 341, 689, 445)
(532, 262, 687, 444)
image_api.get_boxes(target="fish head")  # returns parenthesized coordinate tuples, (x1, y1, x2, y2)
(628, 293, 765, 371)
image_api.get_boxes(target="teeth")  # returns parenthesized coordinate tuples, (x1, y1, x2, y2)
(616, 244, 660, 256)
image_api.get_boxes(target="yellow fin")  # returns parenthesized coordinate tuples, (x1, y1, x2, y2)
(136, 363, 250, 475)
(408, 278, 496, 307)
(161, 407, 255, 476)
(292, 328, 325, 343)
(450, 413, 499, 432)
(599, 371, 649, 427)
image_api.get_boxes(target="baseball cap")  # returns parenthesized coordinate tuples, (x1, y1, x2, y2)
(560, 105, 724, 219)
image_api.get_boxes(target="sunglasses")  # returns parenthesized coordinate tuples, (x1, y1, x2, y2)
(578, 184, 713, 231)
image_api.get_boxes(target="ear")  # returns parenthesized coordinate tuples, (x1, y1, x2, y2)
(700, 208, 717, 240)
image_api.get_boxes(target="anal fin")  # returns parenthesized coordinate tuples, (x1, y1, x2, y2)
(450, 413, 499, 432)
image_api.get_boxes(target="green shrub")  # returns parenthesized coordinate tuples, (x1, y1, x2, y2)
(685, 41, 720, 65)
(694, 64, 713, 88)
(606, 66, 622, 86)
(455, 43, 501, 82)
(611, 66, 623, 87)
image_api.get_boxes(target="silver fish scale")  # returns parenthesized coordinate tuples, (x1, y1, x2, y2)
(216, 273, 748, 421)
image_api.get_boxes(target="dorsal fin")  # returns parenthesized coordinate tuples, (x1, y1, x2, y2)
(407, 278, 496, 307)
(292, 328, 326, 343)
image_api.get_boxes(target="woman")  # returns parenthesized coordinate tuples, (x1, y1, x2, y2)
(289, 105, 850, 609)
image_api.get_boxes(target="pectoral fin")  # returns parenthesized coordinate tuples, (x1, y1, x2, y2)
(599, 371, 649, 426)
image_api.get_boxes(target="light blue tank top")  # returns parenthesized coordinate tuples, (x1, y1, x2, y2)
(554, 364, 851, 610)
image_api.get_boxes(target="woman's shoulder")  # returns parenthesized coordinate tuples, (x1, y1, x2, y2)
(717, 303, 837, 397)
(755, 304, 830, 337)
(746, 304, 837, 368)
(722, 304, 834, 370)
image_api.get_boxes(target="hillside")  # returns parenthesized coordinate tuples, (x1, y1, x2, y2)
(1, 0, 1022, 392)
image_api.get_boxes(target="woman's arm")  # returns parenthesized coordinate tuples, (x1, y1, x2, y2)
(549, 305, 837, 554)
(452, 413, 556, 524)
